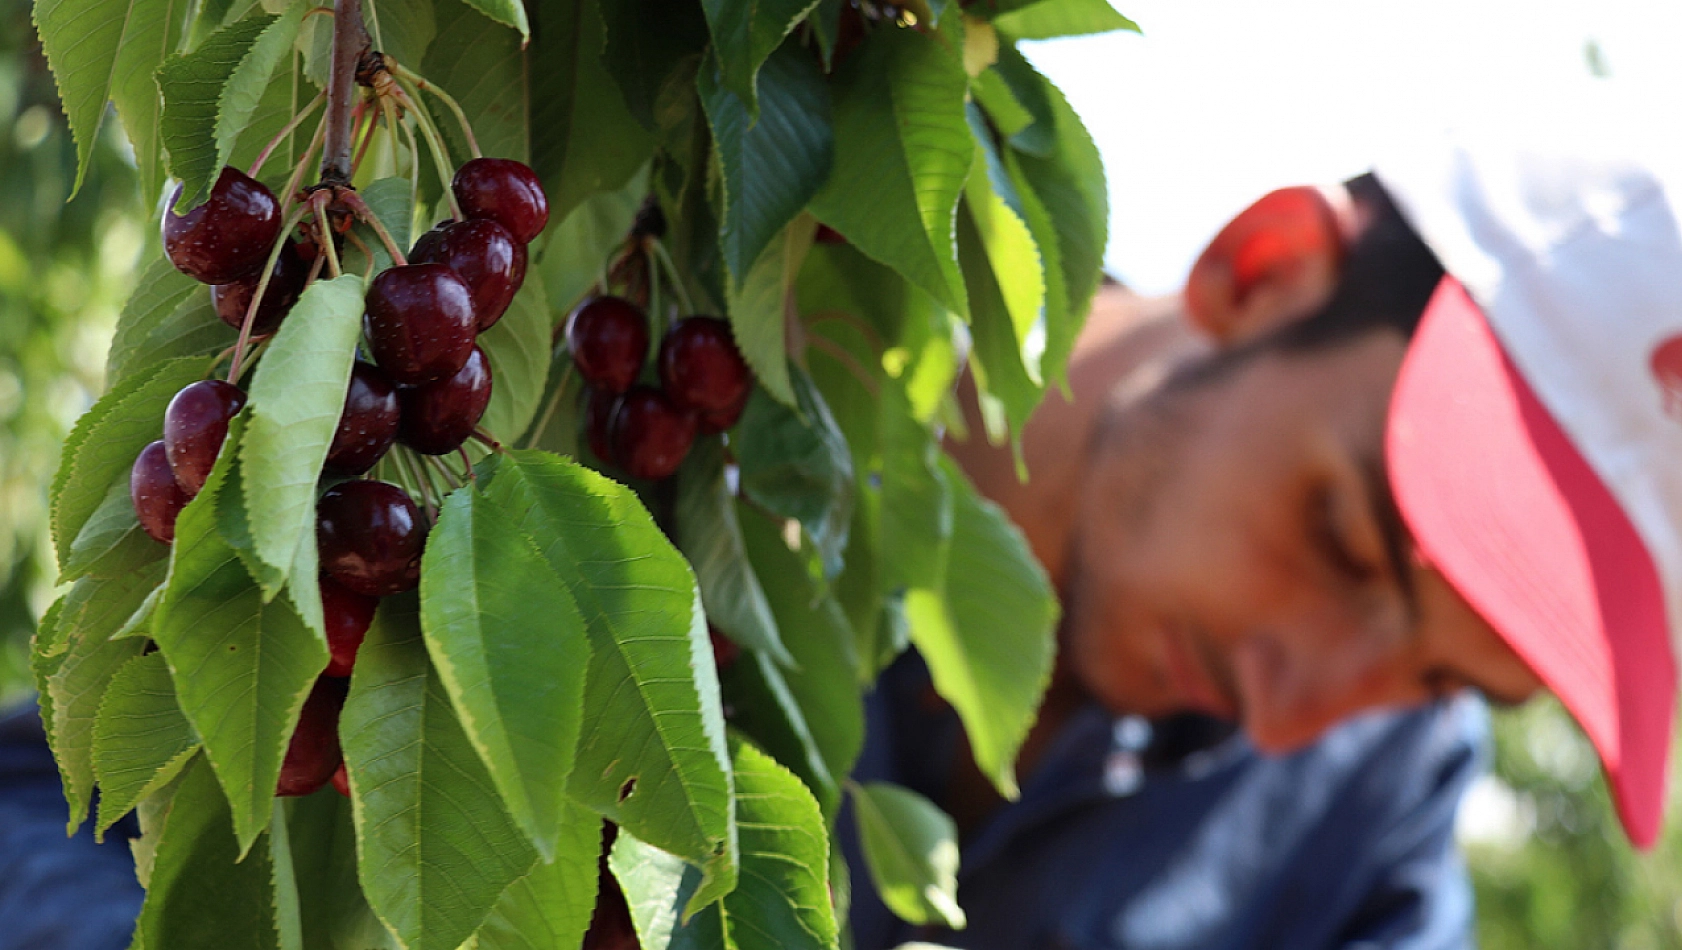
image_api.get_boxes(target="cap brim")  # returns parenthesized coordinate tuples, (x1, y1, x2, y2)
(1388, 277, 1676, 848)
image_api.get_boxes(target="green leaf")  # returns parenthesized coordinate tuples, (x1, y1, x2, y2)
(700, 40, 833, 282)
(461, 0, 531, 37)
(970, 68, 1033, 139)
(156, 10, 294, 210)
(905, 457, 1056, 798)
(287, 792, 401, 950)
(809, 20, 972, 317)
(64, 477, 168, 583)
(32, 0, 185, 198)
(479, 271, 554, 443)
(153, 436, 329, 853)
(957, 195, 1043, 450)
(133, 756, 285, 950)
(1009, 67, 1108, 388)
(536, 163, 650, 317)
(675, 438, 793, 667)
(725, 216, 813, 409)
(476, 450, 737, 911)
(614, 738, 839, 950)
(599, 0, 709, 130)
(700, 0, 819, 111)
(423, 0, 531, 165)
(737, 506, 864, 817)
(215, 3, 307, 176)
(876, 384, 952, 592)
(51, 356, 214, 575)
(992, 0, 1139, 39)
(734, 368, 855, 578)
(240, 273, 365, 588)
(990, 44, 1054, 157)
(809, 0, 844, 69)
(419, 484, 591, 858)
(343, 596, 539, 950)
(342, 177, 413, 276)
(472, 800, 604, 950)
(849, 781, 965, 929)
(106, 258, 232, 389)
(966, 105, 1046, 372)
(37, 567, 163, 832)
(363, 0, 438, 74)
(529, 0, 656, 222)
(93, 652, 200, 840)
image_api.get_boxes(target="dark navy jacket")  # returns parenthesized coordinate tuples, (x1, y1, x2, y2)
(845, 655, 1487, 950)
(0, 704, 143, 950)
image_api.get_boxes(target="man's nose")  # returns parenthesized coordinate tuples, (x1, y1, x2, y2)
(1233, 632, 1420, 755)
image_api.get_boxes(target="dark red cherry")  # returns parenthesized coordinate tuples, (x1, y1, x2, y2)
(610, 385, 696, 481)
(657, 317, 751, 415)
(583, 388, 621, 464)
(566, 297, 648, 394)
(814, 224, 847, 245)
(317, 480, 426, 596)
(410, 219, 521, 331)
(364, 263, 477, 385)
(409, 222, 450, 264)
(276, 677, 347, 797)
(321, 576, 378, 678)
(131, 440, 190, 544)
(324, 362, 401, 477)
(582, 857, 638, 950)
(397, 346, 493, 455)
(697, 387, 750, 435)
(211, 238, 311, 335)
(163, 379, 246, 495)
(452, 158, 549, 244)
(162, 167, 284, 285)
(709, 626, 741, 672)
(331, 761, 351, 797)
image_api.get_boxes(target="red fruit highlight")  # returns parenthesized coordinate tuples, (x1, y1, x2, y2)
(321, 576, 379, 678)
(452, 158, 550, 244)
(397, 345, 493, 455)
(163, 379, 246, 495)
(325, 362, 401, 477)
(410, 219, 523, 331)
(276, 677, 348, 797)
(131, 440, 190, 544)
(317, 480, 426, 596)
(610, 385, 696, 481)
(162, 167, 283, 284)
(211, 238, 311, 335)
(364, 264, 477, 385)
(566, 296, 649, 394)
(657, 317, 751, 415)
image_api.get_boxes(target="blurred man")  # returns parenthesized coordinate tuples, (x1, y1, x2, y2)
(850, 101, 1680, 948)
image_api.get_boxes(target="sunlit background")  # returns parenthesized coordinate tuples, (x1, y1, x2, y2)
(2, 0, 1681, 945)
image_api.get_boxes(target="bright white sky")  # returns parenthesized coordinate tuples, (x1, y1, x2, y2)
(1022, 0, 1682, 295)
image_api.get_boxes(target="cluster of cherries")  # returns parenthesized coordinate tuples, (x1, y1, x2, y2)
(568, 298, 753, 482)
(130, 155, 550, 797)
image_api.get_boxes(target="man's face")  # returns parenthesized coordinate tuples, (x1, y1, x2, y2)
(1062, 325, 1544, 752)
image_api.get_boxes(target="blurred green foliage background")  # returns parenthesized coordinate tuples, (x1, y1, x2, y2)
(2, 2, 1679, 945)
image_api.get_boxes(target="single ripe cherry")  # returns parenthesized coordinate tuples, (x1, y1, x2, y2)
(409, 222, 450, 264)
(211, 238, 311, 335)
(324, 362, 401, 477)
(331, 761, 351, 797)
(162, 167, 283, 285)
(452, 158, 549, 244)
(321, 576, 379, 678)
(317, 480, 426, 596)
(131, 440, 190, 544)
(409, 219, 523, 331)
(364, 263, 477, 385)
(163, 379, 246, 495)
(583, 388, 621, 465)
(397, 345, 493, 455)
(566, 297, 649, 394)
(610, 385, 696, 481)
(697, 387, 750, 435)
(657, 317, 751, 415)
(276, 677, 348, 797)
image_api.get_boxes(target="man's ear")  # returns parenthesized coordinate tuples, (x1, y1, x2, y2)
(1183, 185, 1347, 345)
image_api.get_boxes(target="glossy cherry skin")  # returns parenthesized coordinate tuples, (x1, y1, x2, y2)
(317, 480, 426, 596)
(211, 237, 311, 335)
(162, 167, 284, 284)
(364, 263, 477, 385)
(452, 158, 549, 244)
(610, 385, 696, 481)
(566, 297, 649, 394)
(321, 576, 379, 677)
(409, 219, 523, 331)
(131, 440, 191, 544)
(657, 317, 751, 415)
(409, 222, 450, 263)
(398, 345, 493, 455)
(583, 387, 620, 464)
(163, 379, 246, 495)
(276, 677, 348, 797)
(324, 362, 401, 477)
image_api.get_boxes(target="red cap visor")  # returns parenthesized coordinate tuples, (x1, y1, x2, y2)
(1387, 277, 1676, 848)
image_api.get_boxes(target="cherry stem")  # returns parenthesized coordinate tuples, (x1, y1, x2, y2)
(248, 90, 326, 179)
(312, 192, 344, 278)
(644, 242, 662, 323)
(392, 84, 463, 220)
(387, 60, 482, 159)
(521, 361, 574, 450)
(470, 429, 504, 452)
(321, 0, 371, 183)
(394, 448, 438, 520)
(348, 98, 380, 179)
(228, 203, 312, 383)
(649, 240, 695, 315)
(424, 453, 464, 490)
(382, 96, 420, 215)
(456, 445, 477, 478)
(808, 334, 880, 395)
(343, 228, 377, 280)
(338, 189, 408, 266)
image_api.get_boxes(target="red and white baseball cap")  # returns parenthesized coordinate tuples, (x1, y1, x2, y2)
(1376, 98, 1682, 848)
